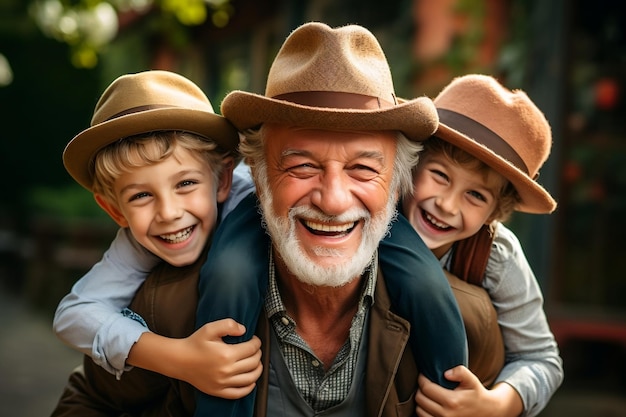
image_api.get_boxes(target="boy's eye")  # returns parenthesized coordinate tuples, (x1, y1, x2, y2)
(177, 179, 198, 189)
(468, 190, 488, 203)
(128, 192, 150, 202)
(431, 169, 448, 182)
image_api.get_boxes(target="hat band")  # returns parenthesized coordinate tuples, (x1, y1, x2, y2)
(437, 108, 529, 175)
(273, 91, 397, 109)
(102, 104, 174, 123)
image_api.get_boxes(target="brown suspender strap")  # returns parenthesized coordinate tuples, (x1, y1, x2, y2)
(449, 224, 494, 286)
(446, 224, 504, 387)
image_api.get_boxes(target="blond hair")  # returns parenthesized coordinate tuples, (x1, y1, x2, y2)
(92, 131, 228, 205)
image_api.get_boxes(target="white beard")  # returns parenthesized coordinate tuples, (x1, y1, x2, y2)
(257, 174, 397, 287)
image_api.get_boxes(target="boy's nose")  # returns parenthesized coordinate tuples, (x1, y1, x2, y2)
(435, 193, 459, 216)
(156, 197, 184, 222)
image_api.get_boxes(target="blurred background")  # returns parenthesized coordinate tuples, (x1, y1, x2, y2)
(0, 0, 625, 416)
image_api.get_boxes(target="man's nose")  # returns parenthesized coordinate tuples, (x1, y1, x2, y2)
(311, 171, 353, 216)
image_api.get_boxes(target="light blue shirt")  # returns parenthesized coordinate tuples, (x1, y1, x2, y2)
(53, 162, 255, 378)
(441, 222, 563, 417)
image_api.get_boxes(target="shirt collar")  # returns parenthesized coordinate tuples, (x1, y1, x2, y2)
(265, 249, 377, 319)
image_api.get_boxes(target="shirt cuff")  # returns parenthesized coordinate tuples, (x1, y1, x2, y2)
(92, 314, 151, 378)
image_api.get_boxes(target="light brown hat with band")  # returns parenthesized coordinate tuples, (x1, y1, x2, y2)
(63, 70, 239, 191)
(433, 74, 557, 214)
(221, 22, 438, 142)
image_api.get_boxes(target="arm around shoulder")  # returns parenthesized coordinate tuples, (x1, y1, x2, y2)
(53, 228, 160, 375)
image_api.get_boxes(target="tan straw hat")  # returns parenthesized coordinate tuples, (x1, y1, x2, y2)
(63, 70, 239, 191)
(434, 74, 557, 214)
(221, 22, 438, 141)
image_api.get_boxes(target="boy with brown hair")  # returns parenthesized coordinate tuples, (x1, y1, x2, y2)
(405, 74, 563, 417)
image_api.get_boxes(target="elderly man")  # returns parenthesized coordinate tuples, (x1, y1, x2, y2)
(205, 22, 464, 417)
(52, 22, 466, 417)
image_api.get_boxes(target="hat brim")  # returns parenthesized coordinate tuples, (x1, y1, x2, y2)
(221, 91, 438, 142)
(435, 123, 556, 214)
(63, 108, 239, 191)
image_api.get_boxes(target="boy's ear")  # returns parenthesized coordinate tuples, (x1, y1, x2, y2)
(216, 157, 235, 203)
(94, 194, 129, 228)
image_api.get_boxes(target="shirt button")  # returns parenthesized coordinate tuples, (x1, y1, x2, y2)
(312, 359, 320, 367)
(281, 317, 290, 326)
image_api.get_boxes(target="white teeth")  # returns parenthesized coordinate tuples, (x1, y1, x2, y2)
(160, 226, 193, 243)
(425, 212, 450, 229)
(304, 220, 355, 233)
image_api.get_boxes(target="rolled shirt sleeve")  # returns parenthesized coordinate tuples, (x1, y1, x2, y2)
(482, 224, 563, 417)
(53, 228, 159, 377)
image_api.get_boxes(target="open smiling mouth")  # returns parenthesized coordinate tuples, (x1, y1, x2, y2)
(159, 225, 194, 243)
(302, 219, 357, 236)
(422, 209, 452, 231)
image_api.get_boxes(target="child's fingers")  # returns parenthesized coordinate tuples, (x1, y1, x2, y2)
(216, 381, 258, 399)
(223, 364, 262, 389)
(444, 365, 481, 389)
(231, 357, 263, 383)
(228, 334, 261, 351)
(197, 318, 246, 339)
(233, 347, 262, 371)
(213, 357, 263, 399)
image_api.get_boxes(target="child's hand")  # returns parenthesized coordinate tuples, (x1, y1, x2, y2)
(127, 318, 262, 399)
(415, 366, 523, 417)
(175, 318, 263, 398)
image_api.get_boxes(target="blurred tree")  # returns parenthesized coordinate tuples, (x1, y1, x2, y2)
(28, 0, 234, 68)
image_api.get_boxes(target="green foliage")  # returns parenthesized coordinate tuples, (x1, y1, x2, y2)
(28, 0, 233, 68)
(446, 0, 486, 71)
(27, 184, 112, 223)
(496, 0, 530, 86)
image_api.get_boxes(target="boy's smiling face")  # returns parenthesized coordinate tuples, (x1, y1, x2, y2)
(402, 151, 505, 259)
(98, 146, 231, 266)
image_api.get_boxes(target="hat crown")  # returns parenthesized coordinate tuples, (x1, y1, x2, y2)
(91, 70, 215, 126)
(434, 74, 551, 180)
(64, 70, 238, 192)
(220, 22, 438, 143)
(265, 22, 397, 103)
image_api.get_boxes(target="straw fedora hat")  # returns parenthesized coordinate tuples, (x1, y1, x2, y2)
(220, 22, 438, 142)
(433, 74, 557, 214)
(63, 70, 239, 191)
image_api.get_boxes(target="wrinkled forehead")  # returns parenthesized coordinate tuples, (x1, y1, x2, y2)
(263, 123, 398, 159)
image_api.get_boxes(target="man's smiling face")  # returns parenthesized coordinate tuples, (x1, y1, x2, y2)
(257, 124, 399, 287)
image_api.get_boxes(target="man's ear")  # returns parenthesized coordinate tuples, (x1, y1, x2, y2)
(216, 156, 235, 204)
(94, 194, 129, 228)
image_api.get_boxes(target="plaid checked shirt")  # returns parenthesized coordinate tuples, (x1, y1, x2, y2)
(265, 251, 377, 412)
